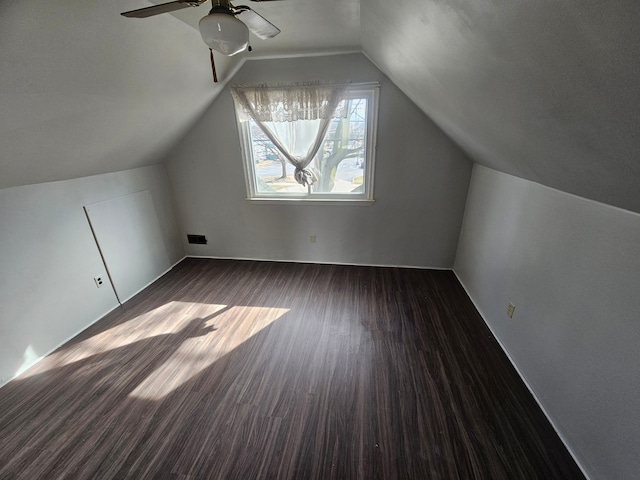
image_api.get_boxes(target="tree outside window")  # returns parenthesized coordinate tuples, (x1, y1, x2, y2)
(237, 86, 378, 202)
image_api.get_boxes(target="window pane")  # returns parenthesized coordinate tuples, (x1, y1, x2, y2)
(254, 160, 306, 194)
(241, 89, 375, 200)
(313, 97, 368, 194)
(249, 124, 306, 194)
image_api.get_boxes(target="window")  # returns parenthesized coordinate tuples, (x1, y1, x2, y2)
(233, 85, 378, 203)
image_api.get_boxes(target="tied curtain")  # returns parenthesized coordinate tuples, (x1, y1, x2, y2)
(230, 83, 348, 188)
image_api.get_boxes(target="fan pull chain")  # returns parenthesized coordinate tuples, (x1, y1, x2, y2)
(209, 49, 218, 83)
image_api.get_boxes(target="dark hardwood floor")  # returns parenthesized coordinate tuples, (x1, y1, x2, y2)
(0, 258, 584, 479)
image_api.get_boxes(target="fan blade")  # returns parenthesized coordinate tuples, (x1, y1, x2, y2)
(236, 7, 281, 39)
(121, 1, 201, 18)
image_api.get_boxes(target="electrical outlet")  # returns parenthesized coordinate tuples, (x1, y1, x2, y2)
(507, 302, 516, 318)
(94, 275, 105, 288)
(310, 234, 316, 243)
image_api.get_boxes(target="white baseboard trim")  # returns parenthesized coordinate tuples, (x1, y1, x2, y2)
(116, 256, 186, 305)
(0, 256, 186, 391)
(0, 300, 121, 390)
(1, 255, 586, 479)
(185, 254, 452, 271)
(452, 270, 592, 480)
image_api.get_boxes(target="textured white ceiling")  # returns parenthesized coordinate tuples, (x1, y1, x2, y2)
(160, 0, 360, 55)
(0, 0, 359, 189)
(2, 0, 639, 214)
(361, 0, 640, 212)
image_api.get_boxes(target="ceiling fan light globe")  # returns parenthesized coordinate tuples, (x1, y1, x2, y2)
(199, 13, 249, 56)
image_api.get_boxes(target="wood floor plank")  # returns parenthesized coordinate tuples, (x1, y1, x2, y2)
(0, 258, 585, 479)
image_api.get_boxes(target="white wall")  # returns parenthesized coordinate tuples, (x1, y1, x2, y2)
(0, 165, 183, 387)
(454, 165, 640, 480)
(166, 53, 473, 268)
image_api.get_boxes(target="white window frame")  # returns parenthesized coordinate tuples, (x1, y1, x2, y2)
(236, 85, 379, 205)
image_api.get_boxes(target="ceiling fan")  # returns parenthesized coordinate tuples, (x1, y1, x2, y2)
(121, 0, 281, 57)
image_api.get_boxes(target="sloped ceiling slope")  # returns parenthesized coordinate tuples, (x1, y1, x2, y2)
(362, 0, 640, 213)
(0, 0, 238, 189)
(5, 0, 637, 213)
(0, 0, 359, 189)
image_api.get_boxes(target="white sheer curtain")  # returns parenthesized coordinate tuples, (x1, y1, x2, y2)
(230, 83, 348, 188)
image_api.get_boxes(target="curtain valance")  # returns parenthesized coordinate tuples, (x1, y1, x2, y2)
(229, 82, 350, 188)
(230, 82, 349, 123)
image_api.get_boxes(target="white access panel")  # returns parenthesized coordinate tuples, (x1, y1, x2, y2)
(84, 190, 170, 303)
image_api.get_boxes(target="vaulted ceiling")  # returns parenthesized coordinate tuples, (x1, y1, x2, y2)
(2, 0, 639, 213)
(362, 0, 640, 213)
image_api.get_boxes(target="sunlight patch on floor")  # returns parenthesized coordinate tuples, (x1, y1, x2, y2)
(129, 305, 290, 400)
(19, 302, 228, 378)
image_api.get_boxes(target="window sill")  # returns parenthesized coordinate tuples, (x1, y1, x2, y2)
(246, 198, 375, 206)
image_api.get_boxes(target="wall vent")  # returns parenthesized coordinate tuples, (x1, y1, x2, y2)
(187, 234, 207, 245)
